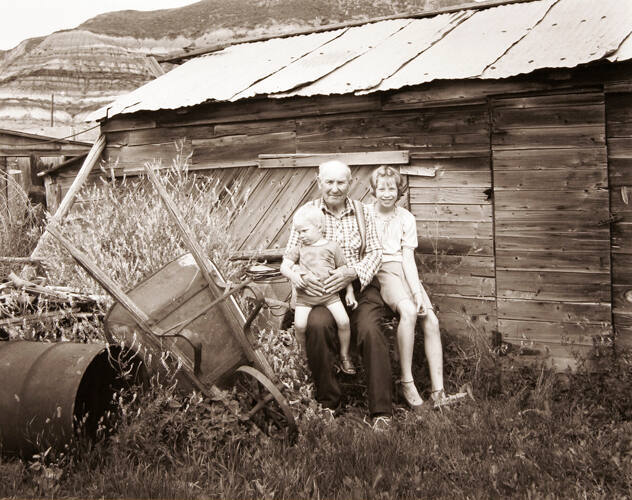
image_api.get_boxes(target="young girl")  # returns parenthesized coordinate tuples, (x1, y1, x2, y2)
(281, 205, 358, 375)
(369, 166, 452, 409)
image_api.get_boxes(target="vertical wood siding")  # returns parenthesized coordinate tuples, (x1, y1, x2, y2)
(406, 104, 496, 337)
(607, 92, 632, 347)
(492, 90, 611, 367)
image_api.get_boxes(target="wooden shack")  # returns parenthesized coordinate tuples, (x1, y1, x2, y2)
(0, 129, 90, 210)
(79, 0, 632, 368)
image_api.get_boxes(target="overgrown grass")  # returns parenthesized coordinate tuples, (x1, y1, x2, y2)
(3, 328, 632, 498)
(1, 160, 632, 498)
(0, 171, 44, 277)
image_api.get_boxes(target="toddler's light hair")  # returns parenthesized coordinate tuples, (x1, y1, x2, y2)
(370, 165, 406, 199)
(292, 204, 325, 230)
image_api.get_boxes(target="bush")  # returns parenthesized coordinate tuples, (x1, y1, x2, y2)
(37, 160, 240, 298)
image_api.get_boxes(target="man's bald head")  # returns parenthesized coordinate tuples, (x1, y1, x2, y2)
(317, 160, 352, 211)
(318, 160, 351, 180)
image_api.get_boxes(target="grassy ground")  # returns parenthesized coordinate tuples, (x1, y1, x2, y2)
(1, 163, 631, 498)
(1, 331, 632, 499)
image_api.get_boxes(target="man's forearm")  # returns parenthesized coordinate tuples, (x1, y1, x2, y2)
(354, 249, 382, 288)
(342, 265, 358, 281)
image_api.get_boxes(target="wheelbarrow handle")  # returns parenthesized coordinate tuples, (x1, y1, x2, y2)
(243, 286, 265, 335)
(192, 340, 202, 376)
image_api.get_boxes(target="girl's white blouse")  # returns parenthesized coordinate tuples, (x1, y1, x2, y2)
(368, 204, 418, 263)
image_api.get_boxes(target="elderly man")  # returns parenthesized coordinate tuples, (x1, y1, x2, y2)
(284, 160, 392, 427)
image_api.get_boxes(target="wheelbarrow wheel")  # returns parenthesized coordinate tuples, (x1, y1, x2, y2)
(234, 365, 298, 443)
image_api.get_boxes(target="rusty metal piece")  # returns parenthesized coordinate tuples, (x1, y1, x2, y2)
(0, 341, 137, 457)
(235, 365, 298, 441)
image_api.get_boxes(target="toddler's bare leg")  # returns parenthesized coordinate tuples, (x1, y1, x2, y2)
(293, 306, 312, 351)
(326, 301, 351, 357)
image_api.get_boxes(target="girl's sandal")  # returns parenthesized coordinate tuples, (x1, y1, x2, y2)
(399, 379, 424, 410)
(340, 356, 356, 375)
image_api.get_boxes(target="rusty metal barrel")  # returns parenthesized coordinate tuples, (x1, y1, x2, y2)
(0, 341, 138, 457)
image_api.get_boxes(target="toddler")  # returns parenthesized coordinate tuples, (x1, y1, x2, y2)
(281, 205, 358, 375)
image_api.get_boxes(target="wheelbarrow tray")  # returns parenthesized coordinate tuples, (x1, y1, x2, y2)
(105, 253, 250, 389)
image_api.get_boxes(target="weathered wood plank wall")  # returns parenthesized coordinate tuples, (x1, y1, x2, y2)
(491, 90, 611, 367)
(88, 63, 632, 363)
(607, 92, 632, 347)
(404, 104, 495, 337)
(99, 98, 495, 340)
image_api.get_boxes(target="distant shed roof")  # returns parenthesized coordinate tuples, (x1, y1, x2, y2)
(89, 0, 632, 122)
(0, 128, 92, 157)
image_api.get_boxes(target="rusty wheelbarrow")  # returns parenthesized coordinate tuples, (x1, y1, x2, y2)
(43, 164, 297, 441)
(103, 252, 297, 438)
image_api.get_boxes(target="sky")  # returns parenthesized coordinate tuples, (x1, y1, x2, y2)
(0, 0, 200, 51)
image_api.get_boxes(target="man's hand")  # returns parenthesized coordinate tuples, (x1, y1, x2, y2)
(299, 273, 327, 297)
(324, 266, 357, 294)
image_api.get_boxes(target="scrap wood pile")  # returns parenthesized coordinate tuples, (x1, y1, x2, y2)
(0, 271, 107, 341)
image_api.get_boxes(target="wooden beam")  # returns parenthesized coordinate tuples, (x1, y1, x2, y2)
(230, 248, 285, 261)
(258, 150, 409, 168)
(29, 135, 106, 265)
(0, 145, 90, 156)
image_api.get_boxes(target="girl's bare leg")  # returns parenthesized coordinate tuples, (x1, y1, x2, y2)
(421, 310, 444, 393)
(395, 299, 417, 382)
(396, 299, 423, 407)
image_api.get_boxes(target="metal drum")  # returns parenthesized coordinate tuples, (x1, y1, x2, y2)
(0, 341, 138, 457)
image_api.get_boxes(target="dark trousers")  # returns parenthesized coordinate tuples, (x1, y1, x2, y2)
(305, 279, 392, 416)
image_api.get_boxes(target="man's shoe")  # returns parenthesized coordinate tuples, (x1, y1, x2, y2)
(365, 415, 392, 432)
(321, 401, 343, 421)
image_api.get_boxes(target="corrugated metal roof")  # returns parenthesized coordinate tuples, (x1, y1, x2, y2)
(278, 12, 471, 98)
(103, 29, 344, 116)
(609, 32, 632, 63)
(373, 0, 556, 92)
(232, 19, 411, 100)
(482, 0, 632, 79)
(90, 0, 632, 121)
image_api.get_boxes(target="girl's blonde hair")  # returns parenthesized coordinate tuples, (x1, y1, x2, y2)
(293, 204, 324, 229)
(370, 166, 406, 199)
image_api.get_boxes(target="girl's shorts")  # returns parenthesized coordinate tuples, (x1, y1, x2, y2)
(376, 261, 415, 312)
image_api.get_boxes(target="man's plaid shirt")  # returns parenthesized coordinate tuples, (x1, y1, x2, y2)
(285, 197, 382, 289)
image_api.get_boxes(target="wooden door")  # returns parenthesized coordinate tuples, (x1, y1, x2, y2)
(492, 90, 611, 368)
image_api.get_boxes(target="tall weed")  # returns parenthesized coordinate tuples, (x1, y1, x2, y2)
(37, 159, 240, 300)
(0, 171, 44, 276)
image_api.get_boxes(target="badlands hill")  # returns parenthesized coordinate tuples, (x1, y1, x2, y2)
(0, 0, 469, 139)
